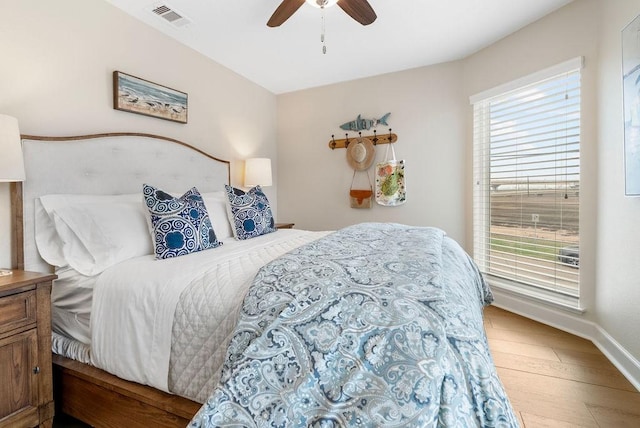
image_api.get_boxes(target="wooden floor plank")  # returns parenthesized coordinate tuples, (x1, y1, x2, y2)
(488, 338, 561, 362)
(587, 404, 640, 428)
(553, 347, 619, 370)
(520, 412, 595, 428)
(487, 314, 568, 338)
(492, 351, 637, 391)
(498, 380, 600, 427)
(486, 325, 601, 355)
(498, 366, 640, 414)
(484, 305, 518, 317)
(514, 401, 598, 427)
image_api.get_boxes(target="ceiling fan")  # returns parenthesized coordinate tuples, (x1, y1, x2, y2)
(267, 0, 377, 27)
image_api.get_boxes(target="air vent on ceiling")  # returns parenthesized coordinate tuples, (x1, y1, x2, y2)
(150, 3, 191, 27)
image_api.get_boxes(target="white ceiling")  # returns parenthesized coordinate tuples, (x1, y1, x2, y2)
(104, 0, 573, 94)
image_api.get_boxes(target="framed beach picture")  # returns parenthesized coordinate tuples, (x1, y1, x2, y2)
(113, 71, 188, 124)
(622, 15, 640, 195)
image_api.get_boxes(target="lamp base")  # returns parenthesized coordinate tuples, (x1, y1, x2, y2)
(0, 269, 13, 276)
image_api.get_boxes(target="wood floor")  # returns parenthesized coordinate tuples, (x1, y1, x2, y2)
(485, 305, 640, 427)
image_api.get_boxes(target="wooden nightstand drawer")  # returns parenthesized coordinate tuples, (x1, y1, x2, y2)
(0, 290, 36, 336)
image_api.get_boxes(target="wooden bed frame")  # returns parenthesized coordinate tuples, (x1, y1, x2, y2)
(52, 355, 200, 427)
(13, 133, 231, 427)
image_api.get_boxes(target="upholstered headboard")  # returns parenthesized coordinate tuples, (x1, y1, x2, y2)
(17, 133, 230, 273)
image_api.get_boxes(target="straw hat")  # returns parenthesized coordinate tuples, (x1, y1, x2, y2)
(346, 137, 375, 171)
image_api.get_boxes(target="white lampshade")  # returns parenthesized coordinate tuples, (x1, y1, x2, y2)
(0, 115, 25, 182)
(244, 158, 272, 187)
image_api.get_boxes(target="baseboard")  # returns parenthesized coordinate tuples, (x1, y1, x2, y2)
(491, 288, 640, 392)
(591, 326, 640, 392)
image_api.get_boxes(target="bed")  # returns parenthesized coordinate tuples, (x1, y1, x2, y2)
(15, 133, 518, 427)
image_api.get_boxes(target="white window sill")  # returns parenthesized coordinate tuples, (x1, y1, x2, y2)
(486, 275, 585, 314)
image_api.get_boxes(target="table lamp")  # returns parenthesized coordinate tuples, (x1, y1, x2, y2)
(244, 158, 272, 187)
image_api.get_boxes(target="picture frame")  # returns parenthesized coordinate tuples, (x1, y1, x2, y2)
(622, 15, 640, 195)
(113, 71, 188, 124)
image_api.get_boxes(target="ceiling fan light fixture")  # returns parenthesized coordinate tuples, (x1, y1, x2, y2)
(305, 0, 338, 9)
(267, 0, 376, 28)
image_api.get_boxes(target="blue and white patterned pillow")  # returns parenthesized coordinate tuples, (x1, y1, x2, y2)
(143, 184, 222, 259)
(224, 185, 277, 240)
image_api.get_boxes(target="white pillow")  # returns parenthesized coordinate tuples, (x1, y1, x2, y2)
(202, 191, 234, 240)
(36, 194, 131, 269)
(35, 197, 67, 268)
(36, 194, 152, 276)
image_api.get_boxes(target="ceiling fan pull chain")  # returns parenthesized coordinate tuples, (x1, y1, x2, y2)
(321, 7, 327, 54)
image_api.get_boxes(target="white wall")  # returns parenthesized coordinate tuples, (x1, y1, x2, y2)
(596, 0, 640, 364)
(0, 0, 278, 269)
(277, 62, 468, 245)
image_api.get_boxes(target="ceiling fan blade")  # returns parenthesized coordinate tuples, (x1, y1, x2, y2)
(267, 0, 306, 27)
(337, 0, 377, 25)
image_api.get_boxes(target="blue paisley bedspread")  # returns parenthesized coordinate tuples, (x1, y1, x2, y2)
(190, 223, 518, 427)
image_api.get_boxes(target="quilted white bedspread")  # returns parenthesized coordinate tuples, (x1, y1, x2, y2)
(90, 229, 330, 393)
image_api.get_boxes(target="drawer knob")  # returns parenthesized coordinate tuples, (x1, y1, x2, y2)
(33, 366, 40, 374)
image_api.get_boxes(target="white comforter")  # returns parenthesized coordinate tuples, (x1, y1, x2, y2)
(90, 229, 330, 393)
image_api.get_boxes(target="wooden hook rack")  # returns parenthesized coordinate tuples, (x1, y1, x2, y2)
(328, 129, 397, 150)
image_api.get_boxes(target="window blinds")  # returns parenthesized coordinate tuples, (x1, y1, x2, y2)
(472, 60, 581, 305)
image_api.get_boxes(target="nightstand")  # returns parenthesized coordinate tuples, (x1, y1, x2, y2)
(276, 223, 295, 229)
(0, 271, 57, 428)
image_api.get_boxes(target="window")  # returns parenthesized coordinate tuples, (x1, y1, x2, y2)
(471, 58, 582, 309)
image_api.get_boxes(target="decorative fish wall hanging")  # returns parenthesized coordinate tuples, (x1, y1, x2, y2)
(340, 113, 390, 131)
